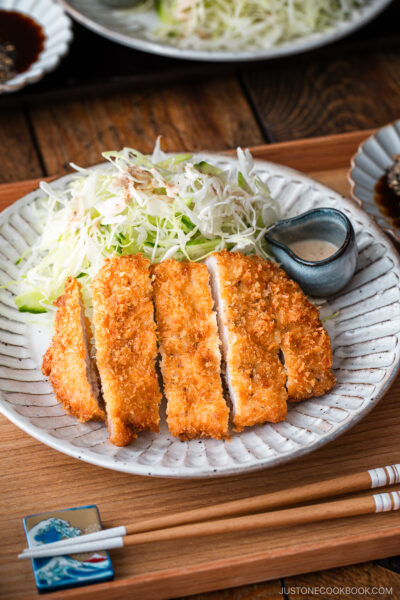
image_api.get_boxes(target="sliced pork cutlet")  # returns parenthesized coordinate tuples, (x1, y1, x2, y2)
(42, 277, 104, 422)
(263, 260, 335, 400)
(92, 255, 161, 446)
(205, 250, 287, 431)
(151, 260, 229, 441)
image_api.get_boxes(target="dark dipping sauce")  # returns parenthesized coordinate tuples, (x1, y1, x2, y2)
(0, 10, 45, 77)
(374, 174, 400, 228)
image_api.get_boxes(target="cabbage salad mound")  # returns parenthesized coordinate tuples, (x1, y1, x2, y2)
(153, 0, 366, 51)
(15, 140, 280, 314)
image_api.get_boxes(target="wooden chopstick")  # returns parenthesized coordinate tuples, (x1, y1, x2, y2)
(19, 488, 400, 560)
(21, 462, 400, 556)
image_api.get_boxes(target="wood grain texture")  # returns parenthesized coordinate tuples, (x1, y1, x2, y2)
(0, 130, 372, 211)
(0, 177, 52, 211)
(285, 562, 400, 599)
(248, 130, 374, 172)
(2, 386, 400, 600)
(0, 108, 44, 184)
(27, 77, 265, 176)
(1, 133, 400, 600)
(185, 580, 284, 600)
(242, 44, 400, 142)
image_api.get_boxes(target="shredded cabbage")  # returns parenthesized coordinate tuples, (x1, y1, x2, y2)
(14, 140, 280, 313)
(154, 0, 366, 51)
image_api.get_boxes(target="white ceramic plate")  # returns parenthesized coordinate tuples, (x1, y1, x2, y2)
(349, 119, 400, 243)
(58, 0, 393, 62)
(1, 155, 400, 478)
(0, 0, 72, 94)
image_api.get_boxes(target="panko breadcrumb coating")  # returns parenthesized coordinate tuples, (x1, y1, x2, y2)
(92, 255, 161, 446)
(263, 260, 336, 400)
(42, 277, 104, 422)
(152, 260, 229, 440)
(42, 248, 335, 445)
(206, 250, 288, 431)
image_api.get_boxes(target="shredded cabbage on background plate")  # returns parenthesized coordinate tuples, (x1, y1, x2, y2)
(13, 141, 280, 313)
(153, 0, 366, 50)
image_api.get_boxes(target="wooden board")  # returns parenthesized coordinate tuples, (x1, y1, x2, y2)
(27, 77, 264, 176)
(242, 4, 400, 143)
(1, 129, 400, 600)
(0, 1, 397, 113)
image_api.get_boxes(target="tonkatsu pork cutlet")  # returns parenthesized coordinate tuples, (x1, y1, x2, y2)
(264, 260, 335, 400)
(92, 255, 161, 446)
(42, 277, 104, 423)
(205, 250, 287, 431)
(151, 260, 229, 441)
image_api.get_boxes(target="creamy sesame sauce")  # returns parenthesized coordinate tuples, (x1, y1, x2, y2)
(289, 239, 338, 262)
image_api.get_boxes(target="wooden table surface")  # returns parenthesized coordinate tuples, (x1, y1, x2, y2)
(1, 2, 400, 598)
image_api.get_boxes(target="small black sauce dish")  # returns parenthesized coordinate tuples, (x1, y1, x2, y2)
(265, 207, 358, 297)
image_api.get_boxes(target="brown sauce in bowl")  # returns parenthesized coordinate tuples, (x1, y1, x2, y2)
(374, 174, 400, 229)
(0, 10, 45, 82)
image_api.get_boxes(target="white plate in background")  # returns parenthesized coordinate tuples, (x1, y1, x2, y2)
(59, 0, 393, 62)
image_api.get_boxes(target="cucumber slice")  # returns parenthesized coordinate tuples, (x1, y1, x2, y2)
(156, 0, 178, 23)
(238, 171, 253, 194)
(15, 290, 48, 313)
(194, 161, 222, 176)
(157, 153, 193, 168)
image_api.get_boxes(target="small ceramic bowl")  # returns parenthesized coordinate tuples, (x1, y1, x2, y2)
(0, 0, 73, 94)
(265, 207, 358, 297)
(349, 119, 400, 243)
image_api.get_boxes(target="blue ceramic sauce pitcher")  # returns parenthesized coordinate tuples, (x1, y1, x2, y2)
(265, 207, 358, 297)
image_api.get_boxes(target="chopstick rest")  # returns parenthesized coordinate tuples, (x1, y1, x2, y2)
(22, 505, 114, 593)
(20, 490, 400, 561)
(20, 462, 400, 558)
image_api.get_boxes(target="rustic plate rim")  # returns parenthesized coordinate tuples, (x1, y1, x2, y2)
(1, 155, 400, 478)
(348, 118, 400, 243)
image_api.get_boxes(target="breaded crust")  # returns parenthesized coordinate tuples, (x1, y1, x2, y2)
(207, 250, 287, 431)
(262, 260, 336, 400)
(92, 255, 161, 446)
(151, 260, 229, 441)
(42, 277, 105, 423)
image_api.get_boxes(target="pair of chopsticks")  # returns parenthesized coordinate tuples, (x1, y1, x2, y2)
(19, 463, 400, 560)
